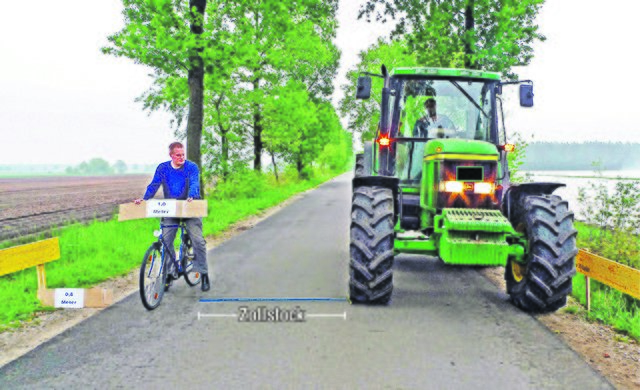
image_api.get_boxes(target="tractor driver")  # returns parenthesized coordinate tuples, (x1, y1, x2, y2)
(413, 98, 456, 138)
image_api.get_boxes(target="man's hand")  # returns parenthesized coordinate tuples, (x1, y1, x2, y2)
(134, 198, 144, 205)
(186, 197, 193, 202)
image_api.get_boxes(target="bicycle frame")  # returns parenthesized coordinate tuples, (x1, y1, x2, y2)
(153, 221, 189, 278)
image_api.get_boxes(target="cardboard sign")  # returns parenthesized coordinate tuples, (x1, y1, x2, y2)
(118, 200, 208, 221)
(39, 287, 113, 308)
(146, 200, 178, 217)
(54, 288, 85, 308)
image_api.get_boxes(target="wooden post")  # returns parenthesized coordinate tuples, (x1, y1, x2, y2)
(36, 264, 47, 290)
(585, 275, 591, 312)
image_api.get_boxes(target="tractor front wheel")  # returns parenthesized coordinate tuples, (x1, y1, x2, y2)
(506, 194, 577, 312)
(349, 186, 395, 304)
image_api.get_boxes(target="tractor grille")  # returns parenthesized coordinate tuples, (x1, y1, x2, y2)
(442, 208, 513, 233)
(437, 160, 501, 209)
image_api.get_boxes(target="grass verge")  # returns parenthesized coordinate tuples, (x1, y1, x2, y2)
(0, 169, 344, 331)
(572, 222, 640, 340)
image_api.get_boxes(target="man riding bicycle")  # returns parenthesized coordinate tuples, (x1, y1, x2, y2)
(134, 141, 210, 292)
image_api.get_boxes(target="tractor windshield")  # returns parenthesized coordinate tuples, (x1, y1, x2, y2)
(394, 78, 496, 181)
(396, 79, 494, 141)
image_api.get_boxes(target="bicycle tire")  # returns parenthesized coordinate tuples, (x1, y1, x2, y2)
(139, 242, 167, 310)
(182, 235, 201, 287)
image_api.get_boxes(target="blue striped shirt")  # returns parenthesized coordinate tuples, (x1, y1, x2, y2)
(143, 160, 201, 200)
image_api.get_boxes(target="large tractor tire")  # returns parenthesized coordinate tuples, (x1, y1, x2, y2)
(506, 194, 577, 312)
(354, 153, 365, 177)
(349, 186, 395, 304)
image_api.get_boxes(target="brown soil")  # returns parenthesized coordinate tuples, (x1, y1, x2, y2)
(0, 189, 307, 368)
(479, 267, 640, 389)
(0, 175, 152, 243)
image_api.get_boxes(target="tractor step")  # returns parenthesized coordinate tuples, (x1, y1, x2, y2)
(396, 231, 429, 240)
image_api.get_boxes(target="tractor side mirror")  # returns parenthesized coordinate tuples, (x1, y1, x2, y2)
(356, 76, 372, 100)
(519, 84, 534, 107)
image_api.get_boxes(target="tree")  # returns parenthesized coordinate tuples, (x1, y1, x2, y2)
(103, 0, 235, 188)
(106, 0, 347, 181)
(225, 0, 339, 171)
(113, 160, 128, 174)
(339, 38, 417, 143)
(360, 0, 545, 78)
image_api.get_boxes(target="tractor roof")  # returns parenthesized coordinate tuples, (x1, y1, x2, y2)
(391, 67, 501, 81)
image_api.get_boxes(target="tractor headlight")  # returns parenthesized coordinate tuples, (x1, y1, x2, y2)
(440, 181, 464, 193)
(474, 182, 494, 194)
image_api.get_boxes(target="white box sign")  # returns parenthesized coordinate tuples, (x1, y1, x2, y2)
(54, 288, 85, 308)
(146, 200, 177, 217)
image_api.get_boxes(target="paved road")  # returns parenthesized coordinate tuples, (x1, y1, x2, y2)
(0, 174, 611, 389)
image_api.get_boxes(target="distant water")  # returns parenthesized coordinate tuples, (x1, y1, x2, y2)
(522, 170, 640, 220)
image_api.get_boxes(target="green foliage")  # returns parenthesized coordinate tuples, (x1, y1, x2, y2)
(65, 158, 115, 175)
(360, 0, 546, 78)
(505, 132, 532, 184)
(571, 179, 640, 340)
(113, 160, 128, 174)
(105, 0, 349, 178)
(577, 180, 640, 269)
(571, 271, 640, 340)
(340, 39, 418, 143)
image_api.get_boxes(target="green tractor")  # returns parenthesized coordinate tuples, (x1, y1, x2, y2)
(350, 66, 577, 312)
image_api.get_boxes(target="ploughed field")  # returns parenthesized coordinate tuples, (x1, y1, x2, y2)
(0, 175, 152, 243)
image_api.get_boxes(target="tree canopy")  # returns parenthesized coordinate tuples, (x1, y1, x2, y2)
(359, 0, 546, 78)
(104, 0, 352, 184)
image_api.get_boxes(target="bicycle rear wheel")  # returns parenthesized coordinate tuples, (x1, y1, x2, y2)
(182, 236, 201, 286)
(139, 242, 166, 310)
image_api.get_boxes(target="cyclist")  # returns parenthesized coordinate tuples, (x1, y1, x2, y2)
(133, 141, 210, 292)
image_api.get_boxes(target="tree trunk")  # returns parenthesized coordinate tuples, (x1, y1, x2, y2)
(220, 125, 229, 179)
(187, 0, 207, 195)
(463, 0, 475, 69)
(270, 151, 279, 183)
(296, 156, 304, 178)
(253, 77, 263, 171)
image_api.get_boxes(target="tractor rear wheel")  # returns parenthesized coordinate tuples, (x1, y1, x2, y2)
(506, 194, 577, 312)
(349, 186, 395, 304)
(354, 154, 365, 177)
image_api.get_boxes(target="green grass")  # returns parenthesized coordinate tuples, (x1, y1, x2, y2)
(0, 169, 344, 331)
(572, 222, 640, 340)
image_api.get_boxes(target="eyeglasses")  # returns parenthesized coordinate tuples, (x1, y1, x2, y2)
(172, 154, 185, 158)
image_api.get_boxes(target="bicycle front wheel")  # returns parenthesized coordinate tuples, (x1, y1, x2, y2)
(182, 236, 201, 287)
(139, 243, 166, 310)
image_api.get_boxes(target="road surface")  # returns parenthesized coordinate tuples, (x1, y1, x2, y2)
(0, 174, 611, 389)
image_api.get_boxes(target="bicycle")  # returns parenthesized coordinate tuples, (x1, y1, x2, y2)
(139, 220, 202, 310)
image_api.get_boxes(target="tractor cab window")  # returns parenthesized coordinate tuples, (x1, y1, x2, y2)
(396, 79, 495, 142)
(394, 78, 496, 181)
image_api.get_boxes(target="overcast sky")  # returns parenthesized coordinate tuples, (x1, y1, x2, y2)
(1, 0, 639, 166)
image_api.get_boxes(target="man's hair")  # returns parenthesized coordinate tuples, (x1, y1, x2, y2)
(169, 142, 184, 154)
(425, 98, 437, 107)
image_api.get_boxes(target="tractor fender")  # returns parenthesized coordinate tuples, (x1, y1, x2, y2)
(503, 182, 566, 222)
(352, 176, 400, 221)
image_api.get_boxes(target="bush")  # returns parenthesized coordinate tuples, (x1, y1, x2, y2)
(577, 175, 640, 269)
(573, 173, 640, 340)
(212, 169, 269, 200)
